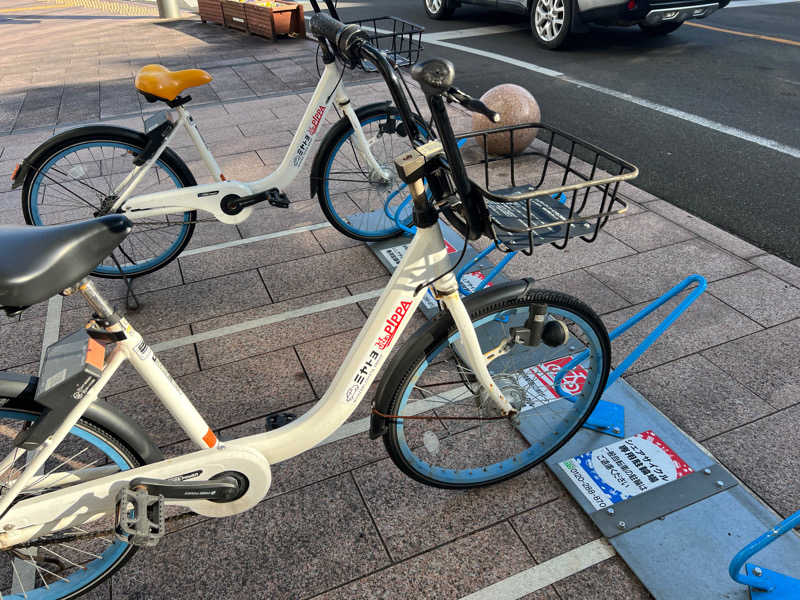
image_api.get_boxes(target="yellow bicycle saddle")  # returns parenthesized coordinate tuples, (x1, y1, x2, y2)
(135, 64, 213, 102)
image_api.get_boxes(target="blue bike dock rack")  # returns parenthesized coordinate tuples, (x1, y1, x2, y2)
(581, 274, 708, 438)
(730, 509, 800, 599)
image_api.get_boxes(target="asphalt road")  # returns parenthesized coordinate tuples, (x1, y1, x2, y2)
(332, 0, 800, 264)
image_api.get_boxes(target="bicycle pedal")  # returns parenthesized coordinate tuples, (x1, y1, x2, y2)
(266, 412, 297, 430)
(115, 487, 165, 547)
(266, 188, 289, 208)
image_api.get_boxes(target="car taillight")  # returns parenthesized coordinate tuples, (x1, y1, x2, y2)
(626, 0, 637, 8)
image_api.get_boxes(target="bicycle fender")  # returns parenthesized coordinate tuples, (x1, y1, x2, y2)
(369, 278, 535, 440)
(309, 101, 392, 197)
(0, 378, 164, 465)
(12, 125, 185, 190)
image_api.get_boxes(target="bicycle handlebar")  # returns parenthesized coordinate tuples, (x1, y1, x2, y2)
(311, 16, 489, 240)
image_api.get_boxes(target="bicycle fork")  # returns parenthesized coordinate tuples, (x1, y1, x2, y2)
(338, 91, 393, 183)
(397, 143, 515, 417)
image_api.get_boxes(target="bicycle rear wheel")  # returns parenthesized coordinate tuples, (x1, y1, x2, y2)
(0, 406, 145, 599)
(379, 289, 610, 488)
(21, 126, 197, 279)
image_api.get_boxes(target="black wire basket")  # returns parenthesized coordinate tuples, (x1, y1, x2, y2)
(456, 123, 638, 255)
(345, 16, 424, 71)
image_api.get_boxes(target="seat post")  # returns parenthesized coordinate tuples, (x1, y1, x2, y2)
(77, 279, 116, 321)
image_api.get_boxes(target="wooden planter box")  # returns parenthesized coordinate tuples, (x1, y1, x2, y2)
(198, 0, 224, 24)
(222, 0, 248, 32)
(200, 0, 305, 40)
(245, 1, 304, 40)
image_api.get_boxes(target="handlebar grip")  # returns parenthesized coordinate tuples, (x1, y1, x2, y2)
(411, 58, 456, 96)
(462, 97, 500, 123)
(308, 13, 368, 59)
(309, 13, 343, 44)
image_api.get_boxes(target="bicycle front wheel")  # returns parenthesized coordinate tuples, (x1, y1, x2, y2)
(21, 126, 197, 278)
(0, 406, 145, 599)
(380, 289, 610, 489)
(314, 105, 428, 241)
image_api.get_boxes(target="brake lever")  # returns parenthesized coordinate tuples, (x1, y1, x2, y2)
(447, 87, 500, 123)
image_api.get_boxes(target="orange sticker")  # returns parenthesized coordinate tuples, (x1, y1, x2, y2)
(85, 337, 105, 371)
(202, 428, 217, 448)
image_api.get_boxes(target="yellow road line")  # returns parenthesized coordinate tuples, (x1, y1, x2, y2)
(40, 0, 159, 15)
(686, 21, 800, 47)
(0, 4, 51, 12)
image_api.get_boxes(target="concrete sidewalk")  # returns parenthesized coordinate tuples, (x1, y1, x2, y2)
(1, 2, 800, 599)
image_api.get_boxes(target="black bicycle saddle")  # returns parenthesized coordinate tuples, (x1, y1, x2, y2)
(0, 215, 131, 312)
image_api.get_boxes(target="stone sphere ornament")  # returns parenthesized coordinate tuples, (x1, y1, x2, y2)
(471, 84, 541, 156)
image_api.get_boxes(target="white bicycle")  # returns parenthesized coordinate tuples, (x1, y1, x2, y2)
(0, 14, 636, 598)
(12, 5, 427, 278)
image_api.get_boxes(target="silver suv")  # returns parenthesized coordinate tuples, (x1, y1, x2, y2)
(424, 0, 729, 48)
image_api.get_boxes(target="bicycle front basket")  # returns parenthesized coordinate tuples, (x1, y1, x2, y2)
(345, 16, 424, 71)
(457, 122, 638, 255)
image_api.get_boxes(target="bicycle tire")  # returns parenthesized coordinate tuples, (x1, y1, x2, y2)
(314, 105, 428, 242)
(0, 405, 148, 599)
(380, 288, 610, 489)
(21, 126, 197, 279)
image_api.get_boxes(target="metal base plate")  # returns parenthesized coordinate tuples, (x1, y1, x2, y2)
(546, 379, 800, 600)
(590, 462, 736, 538)
(747, 565, 800, 600)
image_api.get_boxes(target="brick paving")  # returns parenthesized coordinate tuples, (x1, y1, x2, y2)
(1, 1, 800, 599)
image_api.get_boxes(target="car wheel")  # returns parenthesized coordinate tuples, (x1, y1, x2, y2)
(639, 21, 683, 35)
(530, 0, 572, 49)
(425, 0, 456, 19)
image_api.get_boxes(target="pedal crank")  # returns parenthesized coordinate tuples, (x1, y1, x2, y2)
(220, 187, 289, 215)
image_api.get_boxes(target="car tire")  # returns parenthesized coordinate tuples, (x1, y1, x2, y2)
(425, 0, 456, 19)
(639, 21, 683, 35)
(530, 0, 572, 49)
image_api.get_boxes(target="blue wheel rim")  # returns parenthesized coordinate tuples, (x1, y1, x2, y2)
(322, 115, 426, 239)
(393, 307, 605, 486)
(29, 141, 190, 276)
(0, 409, 133, 599)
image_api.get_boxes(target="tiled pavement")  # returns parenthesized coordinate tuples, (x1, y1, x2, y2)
(2, 2, 800, 599)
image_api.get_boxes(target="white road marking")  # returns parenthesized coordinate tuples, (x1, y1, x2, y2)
(422, 35, 800, 159)
(425, 38, 564, 77)
(180, 222, 331, 257)
(559, 77, 800, 159)
(425, 25, 527, 41)
(459, 539, 618, 600)
(151, 288, 382, 352)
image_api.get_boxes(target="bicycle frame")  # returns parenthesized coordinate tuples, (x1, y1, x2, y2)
(0, 219, 513, 548)
(109, 60, 389, 225)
